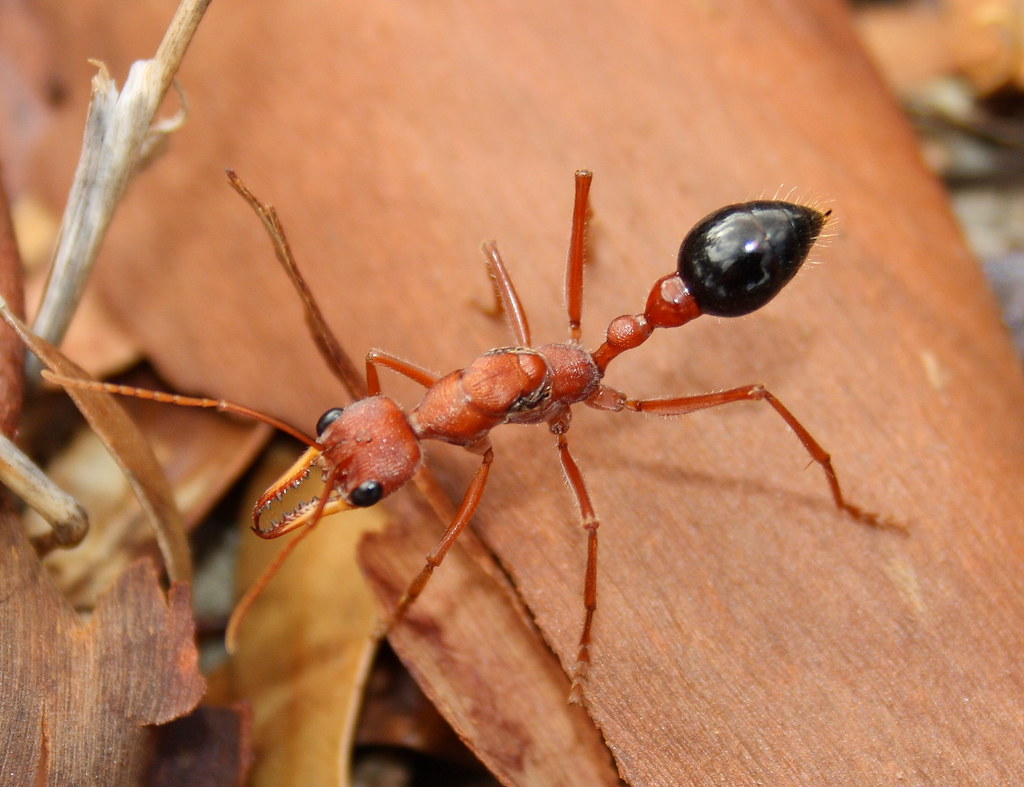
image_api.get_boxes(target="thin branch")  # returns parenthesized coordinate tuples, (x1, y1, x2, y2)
(29, 0, 213, 374)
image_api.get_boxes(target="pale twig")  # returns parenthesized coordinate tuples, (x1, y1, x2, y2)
(29, 0, 213, 373)
(0, 431, 88, 554)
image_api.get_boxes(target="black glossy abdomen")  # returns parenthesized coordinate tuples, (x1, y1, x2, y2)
(677, 201, 828, 317)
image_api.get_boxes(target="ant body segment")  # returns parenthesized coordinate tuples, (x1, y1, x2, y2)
(48, 170, 895, 702)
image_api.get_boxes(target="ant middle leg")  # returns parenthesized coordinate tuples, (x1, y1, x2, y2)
(478, 168, 593, 347)
(594, 383, 902, 531)
(480, 242, 532, 347)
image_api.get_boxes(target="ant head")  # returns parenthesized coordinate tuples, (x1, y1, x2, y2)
(317, 396, 423, 506)
(253, 396, 422, 537)
(677, 201, 829, 317)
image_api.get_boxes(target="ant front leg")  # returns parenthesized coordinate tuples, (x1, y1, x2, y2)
(592, 383, 902, 531)
(365, 349, 439, 396)
(550, 414, 601, 705)
(383, 445, 495, 632)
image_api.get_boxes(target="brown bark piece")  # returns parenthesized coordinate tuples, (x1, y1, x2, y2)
(0, 506, 205, 783)
(23, 1, 1024, 784)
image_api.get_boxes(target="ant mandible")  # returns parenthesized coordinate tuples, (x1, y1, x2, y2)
(47, 170, 896, 703)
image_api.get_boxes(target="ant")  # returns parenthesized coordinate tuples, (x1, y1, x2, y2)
(47, 170, 897, 703)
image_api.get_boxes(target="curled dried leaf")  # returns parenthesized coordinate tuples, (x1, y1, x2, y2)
(0, 297, 189, 583)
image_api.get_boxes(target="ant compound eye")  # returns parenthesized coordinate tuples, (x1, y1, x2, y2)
(315, 407, 344, 436)
(350, 480, 384, 507)
(677, 201, 828, 317)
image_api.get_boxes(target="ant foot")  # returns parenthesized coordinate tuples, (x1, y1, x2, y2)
(568, 670, 588, 706)
(371, 615, 395, 641)
(841, 501, 908, 535)
(568, 646, 591, 705)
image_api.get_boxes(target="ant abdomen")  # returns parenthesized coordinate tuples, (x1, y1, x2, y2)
(677, 201, 829, 317)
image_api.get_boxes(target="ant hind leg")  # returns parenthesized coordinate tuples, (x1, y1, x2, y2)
(622, 384, 905, 532)
(564, 170, 593, 342)
(551, 418, 602, 704)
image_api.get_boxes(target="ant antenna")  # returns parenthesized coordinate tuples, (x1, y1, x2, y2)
(41, 371, 318, 448)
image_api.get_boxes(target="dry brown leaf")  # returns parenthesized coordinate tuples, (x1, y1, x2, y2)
(22, 1, 1024, 784)
(24, 265, 142, 380)
(27, 369, 269, 609)
(355, 645, 478, 765)
(358, 495, 620, 785)
(0, 305, 190, 582)
(227, 442, 383, 786)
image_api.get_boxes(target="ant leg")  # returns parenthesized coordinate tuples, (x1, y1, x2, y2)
(365, 349, 439, 396)
(621, 384, 902, 531)
(480, 242, 531, 346)
(384, 446, 495, 630)
(565, 170, 593, 342)
(551, 420, 601, 704)
(41, 371, 318, 448)
(227, 171, 367, 400)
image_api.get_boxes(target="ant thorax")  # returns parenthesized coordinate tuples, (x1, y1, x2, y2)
(409, 345, 601, 443)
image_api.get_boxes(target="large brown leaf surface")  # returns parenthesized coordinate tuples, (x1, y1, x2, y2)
(24, 1, 1024, 784)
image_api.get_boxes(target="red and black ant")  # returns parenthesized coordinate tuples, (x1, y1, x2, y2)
(47, 170, 896, 702)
